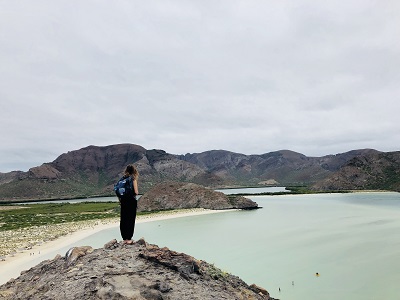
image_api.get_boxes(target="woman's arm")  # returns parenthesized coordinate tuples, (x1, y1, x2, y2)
(133, 179, 138, 195)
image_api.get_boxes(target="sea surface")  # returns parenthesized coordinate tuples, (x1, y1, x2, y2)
(11, 189, 400, 299)
(21, 186, 288, 204)
(216, 186, 289, 194)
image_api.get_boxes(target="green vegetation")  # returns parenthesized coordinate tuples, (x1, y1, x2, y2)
(379, 166, 400, 190)
(0, 202, 121, 231)
(0, 202, 183, 232)
(0, 177, 115, 203)
(205, 263, 230, 280)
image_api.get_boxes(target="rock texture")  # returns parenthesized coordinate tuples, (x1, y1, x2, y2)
(138, 181, 258, 212)
(0, 239, 277, 300)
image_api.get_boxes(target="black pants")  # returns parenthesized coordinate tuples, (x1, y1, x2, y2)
(120, 198, 137, 240)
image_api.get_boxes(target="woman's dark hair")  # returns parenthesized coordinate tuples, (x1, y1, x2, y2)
(124, 164, 139, 180)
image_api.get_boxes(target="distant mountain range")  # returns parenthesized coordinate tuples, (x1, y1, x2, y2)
(0, 144, 399, 202)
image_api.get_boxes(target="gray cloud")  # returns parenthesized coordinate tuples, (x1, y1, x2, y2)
(1, 0, 399, 171)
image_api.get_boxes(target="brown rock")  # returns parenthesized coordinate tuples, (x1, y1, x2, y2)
(250, 284, 271, 297)
(229, 195, 260, 209)
(65, 246, 93, 267)
(0, 239, 276, 300)
(138, 181, 258, 212)
(103, 239, 118, 250)
(28, 164, 61, 180)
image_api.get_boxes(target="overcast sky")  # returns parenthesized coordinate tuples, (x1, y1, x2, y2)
(1, 1, 399, 172)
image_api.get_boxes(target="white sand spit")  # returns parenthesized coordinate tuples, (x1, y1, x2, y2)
(0, 208, 234, 285)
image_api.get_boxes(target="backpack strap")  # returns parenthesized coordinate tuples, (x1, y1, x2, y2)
(126, 176, 133, 190)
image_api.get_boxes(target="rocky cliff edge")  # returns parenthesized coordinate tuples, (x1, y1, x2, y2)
(0, 238, 276, 300)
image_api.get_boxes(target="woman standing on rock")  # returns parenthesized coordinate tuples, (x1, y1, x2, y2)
(118, 164, 139, 245)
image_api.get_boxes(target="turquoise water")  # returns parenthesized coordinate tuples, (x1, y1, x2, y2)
(80, 191, 400, 300)
(216, 186, 288, 194)
(10, 191, 400, 299)
(18, 186, 285, 204)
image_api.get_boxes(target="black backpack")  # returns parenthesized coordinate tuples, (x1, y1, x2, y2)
(113, 176, 133, 198)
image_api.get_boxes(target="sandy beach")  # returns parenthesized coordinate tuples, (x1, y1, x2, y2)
(0, 208, 233, 285)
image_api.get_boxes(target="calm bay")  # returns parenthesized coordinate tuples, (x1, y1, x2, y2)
(10, 189, 400, 299)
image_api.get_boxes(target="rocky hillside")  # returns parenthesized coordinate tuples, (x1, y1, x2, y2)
(0, 144, 397, 202)
(0, 144, 215, 202)
(312, 151, 400, 192)
(0, 171, 22, 185)
(138, 181, 258, 212)
(0, 238, 276, 300)
(177, 149, 381, 186)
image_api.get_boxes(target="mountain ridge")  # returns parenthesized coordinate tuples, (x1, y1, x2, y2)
(312, 150, 400, 191)
(0, 144, 398, 202)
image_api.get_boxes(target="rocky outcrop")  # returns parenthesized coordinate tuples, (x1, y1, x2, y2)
(28, 164, 61, 180)
(227, 195, 259, 209)
(138, 181, 259, 212)
(0, 239, 277, 300)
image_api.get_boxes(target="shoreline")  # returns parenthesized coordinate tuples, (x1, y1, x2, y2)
(0, 208, 235, 285)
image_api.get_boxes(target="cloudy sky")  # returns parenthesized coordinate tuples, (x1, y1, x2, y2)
(1, 1, 399, 172)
